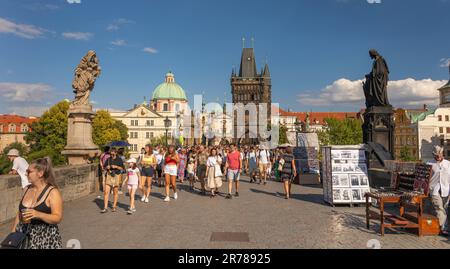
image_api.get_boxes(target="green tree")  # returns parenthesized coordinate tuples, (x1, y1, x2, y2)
(25, 100, 70, 165)
(147, 136, 167, 147)
(318, 118, 363, 146)
(278, 124, 288, 144)
(92, 110, 128, 147)
(399, 146, 415, 162)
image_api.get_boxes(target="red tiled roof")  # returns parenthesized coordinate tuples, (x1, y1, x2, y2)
(0, 114, 39, 133)
(275, 107, 359, 125)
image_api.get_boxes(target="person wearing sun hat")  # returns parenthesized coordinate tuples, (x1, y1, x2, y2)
(122, 157, 140, 215)
(427, 145, 450, 236)
(7, 148, 31, 189)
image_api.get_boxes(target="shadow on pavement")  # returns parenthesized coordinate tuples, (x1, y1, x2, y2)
(92, 198, 130, 211)
(290, 193, 326, 206)
(249, 188, 282, 198)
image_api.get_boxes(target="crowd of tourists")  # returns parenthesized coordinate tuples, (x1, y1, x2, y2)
(98, 144, 297, 215)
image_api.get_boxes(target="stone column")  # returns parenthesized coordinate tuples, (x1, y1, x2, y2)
(62, 104, 100, 165)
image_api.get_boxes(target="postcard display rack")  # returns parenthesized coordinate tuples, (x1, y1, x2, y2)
(322, 145, 370, 206)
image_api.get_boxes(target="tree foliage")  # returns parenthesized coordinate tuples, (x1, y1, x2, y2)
(147, 136, 167, 147)
(318, 118, 363, 146)
(92, 110, 128, 147)
(25, 100, 70, 166)
(399, 146, 416, 162)
(278, 124, 288, 144)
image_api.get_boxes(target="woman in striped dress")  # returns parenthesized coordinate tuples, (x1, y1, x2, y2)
(280, 147, 297, 199)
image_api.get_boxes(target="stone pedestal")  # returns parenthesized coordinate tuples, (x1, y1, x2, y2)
(362, 106, 395, 167)
(62, 104, 100, 165)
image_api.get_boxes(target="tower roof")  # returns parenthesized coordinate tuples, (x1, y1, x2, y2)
(152, 72, 187, 101)
(262, 63, 270, 77)
(239, 48, 257, 78)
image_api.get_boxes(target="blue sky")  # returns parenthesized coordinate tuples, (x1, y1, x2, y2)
(0, 0, 449, 116)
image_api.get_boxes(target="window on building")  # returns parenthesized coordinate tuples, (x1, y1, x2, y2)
(446, 115, 449, 121)
(146, 120, 151, 126)
(131, 120, 138, 126)
(146, 132, 149, 139)
(150, 132, 154, 138)
(447, 127, 450, 133)
(438, 115, 443, 121)
(9, 124, 15, 133)
(21, 124, 28, 133)
(151, 120, 154, 126)
(440, 127, 444, 134)
(163, 103, 169, 111)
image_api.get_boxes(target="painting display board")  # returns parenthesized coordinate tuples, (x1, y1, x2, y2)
(322, 145, 370, 205)
(294, 133, 320, 174)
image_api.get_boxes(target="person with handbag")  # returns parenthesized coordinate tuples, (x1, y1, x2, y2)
(3, 157, 63, 249)
(206, 148, 223, 198)
(101, 149, 125, 213)
(280, 147, 297, 199)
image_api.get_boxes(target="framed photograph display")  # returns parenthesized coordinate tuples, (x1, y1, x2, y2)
(322, 145, 370, 205)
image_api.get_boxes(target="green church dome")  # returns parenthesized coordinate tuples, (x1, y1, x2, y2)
(152, 72, 187, 100)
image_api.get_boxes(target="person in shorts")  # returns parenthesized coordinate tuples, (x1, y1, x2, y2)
(196, 145, 208, 196)
(123, 158, 140, 214)
(257, 146, 271, 185)
(101, 149, 124, 213)
(225, 144, 242, 199)
(140, 145, 157, 203)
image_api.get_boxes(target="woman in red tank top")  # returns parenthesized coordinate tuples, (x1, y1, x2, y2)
(163, 145, 179, 202)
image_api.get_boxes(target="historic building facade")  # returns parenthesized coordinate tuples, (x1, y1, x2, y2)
(110, 72, 188, 157)
(393, 107, 427, 160)
(0, 115, 38, 152)
(231, 47, 271, 145)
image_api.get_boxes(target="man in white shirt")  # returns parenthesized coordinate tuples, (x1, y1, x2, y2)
(427, 145, 450, 236)
(7, 149, 31, 189)
(257, 146, 270, 185)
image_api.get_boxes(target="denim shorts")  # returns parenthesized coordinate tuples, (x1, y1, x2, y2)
(227, 169, 240, 181)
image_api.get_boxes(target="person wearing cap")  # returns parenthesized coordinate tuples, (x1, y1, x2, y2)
(427, 145, 450, 236)
(7, 149, 31, 189)
(122, 158, 140, 215)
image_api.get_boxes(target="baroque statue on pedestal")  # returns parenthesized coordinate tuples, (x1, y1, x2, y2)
(363, 49, 390, 108)
(72, 50, 101, 106)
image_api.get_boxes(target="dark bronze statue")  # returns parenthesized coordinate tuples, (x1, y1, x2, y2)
(363, 49, 390, 108)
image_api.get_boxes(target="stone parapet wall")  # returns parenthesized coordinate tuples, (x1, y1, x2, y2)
(0, 164, 98, 224)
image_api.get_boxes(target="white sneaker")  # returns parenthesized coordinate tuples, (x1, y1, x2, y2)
(144, 197, 149, 203)
(141, 196, 146, 202)
(164, 196, 170, 202)
(174, 192, 178, 200)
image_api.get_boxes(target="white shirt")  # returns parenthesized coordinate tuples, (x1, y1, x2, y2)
(12, 157, 30, 189)
(427, 159, 450, 197)
(258, 150, 270, 164)
(207, 156, 222, 167)
(156, 154, 163, 165)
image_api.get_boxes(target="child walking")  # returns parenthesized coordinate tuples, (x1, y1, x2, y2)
(186, 155, 196, 192)
(123, 158, 140, 214)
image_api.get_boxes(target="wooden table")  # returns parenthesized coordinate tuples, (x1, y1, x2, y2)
(365, 192, 427, 236)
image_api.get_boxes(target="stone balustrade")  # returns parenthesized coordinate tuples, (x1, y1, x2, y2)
(0, 164, 98, 224)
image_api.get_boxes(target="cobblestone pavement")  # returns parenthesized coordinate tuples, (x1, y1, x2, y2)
(1, 176, 450, 249)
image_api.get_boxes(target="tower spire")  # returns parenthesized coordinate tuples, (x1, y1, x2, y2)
(251, 37, 254, 48)
(242, 37, 245, 49)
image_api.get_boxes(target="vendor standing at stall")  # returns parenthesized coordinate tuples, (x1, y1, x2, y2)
(427, 145, 450, 236)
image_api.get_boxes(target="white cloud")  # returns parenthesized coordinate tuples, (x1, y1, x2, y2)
(142, 47, 158, 54)
(440, 58, 450, 68)
(0, 82, 53, 102)
(0, 17, 48, 39)
(298, 78, 448, 108)
(6, 106, 50, 117)
(67, 0, 81, 4)
(111, 39, 126, 46)
(106, 18, 135, 31)
(62, 32, 93, 41)
(24, 3, 60, 11)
